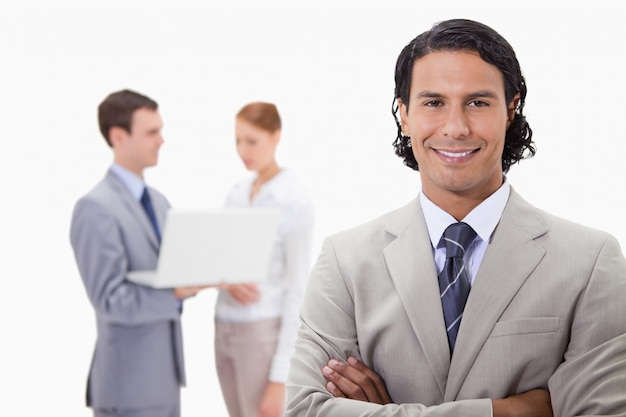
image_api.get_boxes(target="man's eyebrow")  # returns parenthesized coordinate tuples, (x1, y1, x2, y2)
(467, 90, 498, 99)
(415, 90, 499, 99)
(415, 90, 442, 99)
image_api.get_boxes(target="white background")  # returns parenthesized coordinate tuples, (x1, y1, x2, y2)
(1, 1, 625, 416)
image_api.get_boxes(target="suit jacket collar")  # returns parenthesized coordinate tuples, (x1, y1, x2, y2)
(382, 188, 549, 399)
(383, 197, 451, 396)
(445, 187, 549, 399)
(105, 169, 160, 251)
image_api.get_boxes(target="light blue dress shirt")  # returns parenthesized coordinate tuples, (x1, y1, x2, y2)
(109, 163, 146, 201)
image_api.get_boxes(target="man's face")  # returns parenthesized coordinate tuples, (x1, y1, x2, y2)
(399, 51, 518, 206)
(115, 108, 164, 176)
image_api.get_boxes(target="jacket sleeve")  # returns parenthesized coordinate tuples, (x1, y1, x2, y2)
(548, 234, 626, 416)
(70, 197, 180, 325)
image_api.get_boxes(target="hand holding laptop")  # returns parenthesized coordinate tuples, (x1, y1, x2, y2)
(173, 285, 213, 300)
(222, 283, 260, 304)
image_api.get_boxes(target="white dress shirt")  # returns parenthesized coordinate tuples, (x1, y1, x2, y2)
(420, 179, 510, 285)
(214, 168, 315, 383)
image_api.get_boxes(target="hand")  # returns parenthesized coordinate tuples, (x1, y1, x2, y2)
(322, 356, 392, 404)
(173, 285, 208, 300)
(257, 382, 285, 417)
(224, 283, 260, 304)
(492, 389, 553, 417)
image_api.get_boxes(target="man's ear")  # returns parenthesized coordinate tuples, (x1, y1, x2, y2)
(398, 99, 409, 136)
(109, 126, 127, 148)
(507, 94, 521, 127)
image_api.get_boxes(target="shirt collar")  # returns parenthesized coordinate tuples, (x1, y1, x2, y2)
(109, 163, 146, 201)
(248, 168, 290, 202)
(420, 179, 510, 249)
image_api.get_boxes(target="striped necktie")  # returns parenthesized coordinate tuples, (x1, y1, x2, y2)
(438, 222, 476, 354)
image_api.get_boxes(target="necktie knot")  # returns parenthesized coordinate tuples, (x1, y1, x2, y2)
(140, 187, 151, 206)
(443, 222, 476, 259)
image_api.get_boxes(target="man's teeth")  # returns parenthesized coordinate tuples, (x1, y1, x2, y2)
(438, 150, 473, 157)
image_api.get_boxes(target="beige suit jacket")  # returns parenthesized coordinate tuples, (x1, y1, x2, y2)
(286, 189, 626, 416)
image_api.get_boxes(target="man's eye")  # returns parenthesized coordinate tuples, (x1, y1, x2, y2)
(425, 100, 442, 107)
(468, 100, 488, 107)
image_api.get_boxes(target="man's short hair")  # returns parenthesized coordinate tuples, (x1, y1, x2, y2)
(98, 89, 158, 147)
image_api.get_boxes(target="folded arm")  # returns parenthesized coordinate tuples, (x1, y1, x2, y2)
(286, 238, 494, 417)
(547, 235, 626, 416)
(323, 356, 552, 417)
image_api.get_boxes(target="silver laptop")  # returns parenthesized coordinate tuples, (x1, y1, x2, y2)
(128, 208, 281, 288)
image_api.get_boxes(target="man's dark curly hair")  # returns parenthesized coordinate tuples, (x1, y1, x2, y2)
(392, 19, 535, 173)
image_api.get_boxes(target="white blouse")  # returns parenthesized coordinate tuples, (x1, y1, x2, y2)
(214, 168, 315, 383)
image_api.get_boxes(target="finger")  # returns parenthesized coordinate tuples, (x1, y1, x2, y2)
(241, 284, 259, 296)
(347, 357, 392, 403)
(329, 359, 381, 402)
(228, 290, 245, 303)
(323, 362, 368, 401)
(233, 292, 251, 304)
(227, 285, 253, 303)
(323, 365, 365, 400)
(325, 381, 347, 399)
(236, 289, 256, 303)
(193, 286, 209, 294)
(242, 284, 260, 296)
(239, 286, 260, 302)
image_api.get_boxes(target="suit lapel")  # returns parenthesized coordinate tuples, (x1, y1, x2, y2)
(444, 189, 549, 400)
(105, 171, 160, 252)
(383, 198, 451, 397)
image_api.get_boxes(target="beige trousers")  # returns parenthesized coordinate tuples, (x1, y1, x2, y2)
(214, 318, 281, 417)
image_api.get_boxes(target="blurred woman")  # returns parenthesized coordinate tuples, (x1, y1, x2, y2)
(214, 102, 314, 417)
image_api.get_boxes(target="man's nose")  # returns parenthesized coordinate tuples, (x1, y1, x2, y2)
(441, 106, 470, 139)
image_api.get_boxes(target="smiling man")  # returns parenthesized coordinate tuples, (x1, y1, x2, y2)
(285, 19, 626, 417)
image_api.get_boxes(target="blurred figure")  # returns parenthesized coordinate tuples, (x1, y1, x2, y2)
(214, 102, 314, 417)
(70, 89, 205, 417)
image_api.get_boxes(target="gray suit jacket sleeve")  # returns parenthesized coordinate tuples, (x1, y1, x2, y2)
(70, 183, 179, 325)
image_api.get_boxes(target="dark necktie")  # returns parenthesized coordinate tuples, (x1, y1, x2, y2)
(140, 187, 161, 241)
(438, 222, 477, 353)
(140, 188, 180, 312)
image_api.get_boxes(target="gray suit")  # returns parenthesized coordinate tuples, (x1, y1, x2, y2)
(70, 170, 185, 411)
(286, 189, 626, 416)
